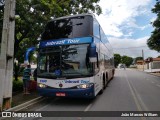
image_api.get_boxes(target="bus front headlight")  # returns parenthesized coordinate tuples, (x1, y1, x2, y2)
(77, 83, 94, 89)
(38, 83, 47, 88)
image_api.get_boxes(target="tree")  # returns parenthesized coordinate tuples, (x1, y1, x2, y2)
(114, 54, 121, 67)
(14, 0, 102, 60)
(147, 0, 160, 52)
(13, 0, 102, 80)
(14, 0, 102, 61)
(121, 55, 133, 67)
(135, 57, 143, 63)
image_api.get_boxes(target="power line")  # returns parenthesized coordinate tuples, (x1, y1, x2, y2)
(113, 46, 148, 49)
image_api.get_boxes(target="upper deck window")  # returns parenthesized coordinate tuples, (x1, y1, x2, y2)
(93, 19, 100, 38)
(41, 15, 93, 40)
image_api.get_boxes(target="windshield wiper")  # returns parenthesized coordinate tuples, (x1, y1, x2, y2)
(63, 71, 88, 76)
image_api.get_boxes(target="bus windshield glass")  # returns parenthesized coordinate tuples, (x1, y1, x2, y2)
(38, 44, 93, 79)
(41, 16, 93, 40)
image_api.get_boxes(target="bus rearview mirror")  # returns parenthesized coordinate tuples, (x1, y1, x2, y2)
(89, 44, 97, 63)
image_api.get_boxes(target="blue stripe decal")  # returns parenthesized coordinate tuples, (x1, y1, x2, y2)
(39, 37, 92, 47)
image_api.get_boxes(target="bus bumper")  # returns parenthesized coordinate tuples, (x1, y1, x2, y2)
(37, 86, 95, 98)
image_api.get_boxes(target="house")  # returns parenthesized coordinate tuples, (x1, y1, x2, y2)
(136, 60, 144, 65)
(145, 58, 160, 70)
(136, 60, 147, 70)
(136, 58, 160, 71)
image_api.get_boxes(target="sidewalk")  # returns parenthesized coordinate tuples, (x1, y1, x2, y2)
(149, 72, 160, 77)
(12, 91, 40, 107)
(10, 78, 40, 108)
(132, 68, 160, 77)
(144, 69, 160, 73)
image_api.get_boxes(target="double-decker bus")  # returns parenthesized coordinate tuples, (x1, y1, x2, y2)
(37, 14, 115, 98)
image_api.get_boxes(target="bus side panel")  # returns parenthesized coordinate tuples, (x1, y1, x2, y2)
(92, 72, 101, 96)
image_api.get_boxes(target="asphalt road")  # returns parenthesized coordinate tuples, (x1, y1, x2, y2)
(11, 69, 160, 120)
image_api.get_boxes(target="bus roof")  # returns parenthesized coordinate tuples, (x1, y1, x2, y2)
(49, 13, 95, 22)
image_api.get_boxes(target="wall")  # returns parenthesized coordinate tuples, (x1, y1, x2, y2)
(136, 64, 148, 70)
(149, 61, 160, 69)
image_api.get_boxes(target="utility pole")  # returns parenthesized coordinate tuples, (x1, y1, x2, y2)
(0, 0, 16, 111)
(142, 49, 144, 71)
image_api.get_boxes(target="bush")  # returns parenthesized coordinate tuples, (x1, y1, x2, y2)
(13, 78, 23, 92)
(18, 67, 25, 76)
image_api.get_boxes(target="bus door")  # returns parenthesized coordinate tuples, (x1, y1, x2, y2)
(89, 44, 100, 94)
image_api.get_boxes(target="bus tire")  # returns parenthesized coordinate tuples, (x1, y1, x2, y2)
(99, 88, 103, 94)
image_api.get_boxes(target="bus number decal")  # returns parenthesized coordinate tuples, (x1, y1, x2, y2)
(40, 80, 47, 83)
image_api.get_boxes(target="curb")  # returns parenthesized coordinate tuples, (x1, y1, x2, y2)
(148, 73, 160, 78)
(6, 96, 45, 111)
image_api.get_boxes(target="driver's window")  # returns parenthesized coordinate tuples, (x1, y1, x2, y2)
(94, 52, 99, 74)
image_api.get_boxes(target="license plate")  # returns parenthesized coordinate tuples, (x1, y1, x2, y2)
(56, 93, 66, 97)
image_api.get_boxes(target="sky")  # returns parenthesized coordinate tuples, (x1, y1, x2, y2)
(96, 0, 159, 59)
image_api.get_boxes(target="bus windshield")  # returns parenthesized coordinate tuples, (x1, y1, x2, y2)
(41, 16, 93, 40)
(37, 44, 93, 79)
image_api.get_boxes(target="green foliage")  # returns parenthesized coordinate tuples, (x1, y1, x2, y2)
(29, 53, 37, 64)
(114, 54, 121, 67)
(14, 0, 102, 62)
(18, 66, 25, 76)
(13, 78, 23, 92)
(147, 0, 160, 52)
(121, 55, 133, 67)
(12, 0, 102, 78)
(114, 54, 134, 67)
(68, 0, 102, 15)
(135, 57, 143, 63)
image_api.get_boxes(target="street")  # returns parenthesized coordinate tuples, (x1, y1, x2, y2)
(14, 69, 160, 120)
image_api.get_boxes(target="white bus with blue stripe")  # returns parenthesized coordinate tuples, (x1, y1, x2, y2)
(37, 14, 115, 98)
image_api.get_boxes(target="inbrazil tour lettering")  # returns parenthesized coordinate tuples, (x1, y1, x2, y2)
(45, 39, 79, 46)
(39, 37, 92, 47)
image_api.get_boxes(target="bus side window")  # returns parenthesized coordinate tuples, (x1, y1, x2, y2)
(94, 52, 99, 74)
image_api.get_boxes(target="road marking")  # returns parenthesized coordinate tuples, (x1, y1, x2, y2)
(19, 98, 59, 120)
(36, 104, 50, 111)
(151, 81, 155, 84)
(125, 73, 155, 120)
(124, 73, 148, 120)
(6, 97, 44, 112)
(36, 97, 59, 111)
(124, 74, 142, 111)
(84, 103, 93, 111)
(18, 99, 46, 120)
